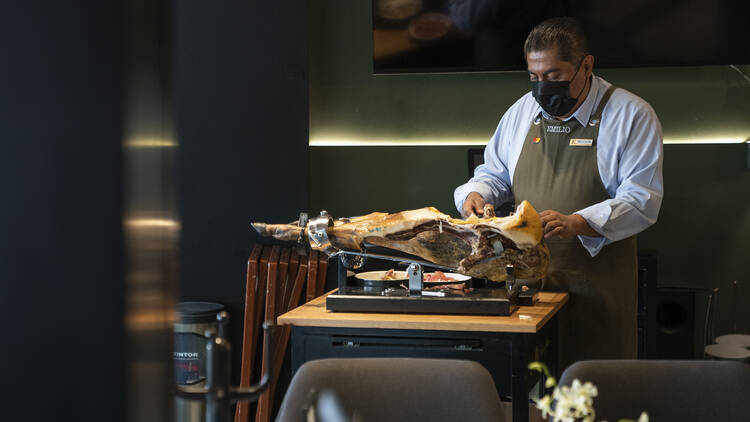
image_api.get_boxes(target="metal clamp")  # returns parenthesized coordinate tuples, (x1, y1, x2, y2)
(296, 212, 309, 244)
(307, 210, 336, 256)
(338, 250, 456, 272)
(505, 264, 515, 292)
(407, 263, 424, 295)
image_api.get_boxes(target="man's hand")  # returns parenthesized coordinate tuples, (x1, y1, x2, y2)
(539, 210, 600, 239)
(461, 192, 487, 219)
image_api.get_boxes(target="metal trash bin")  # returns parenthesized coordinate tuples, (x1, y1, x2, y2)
(174, 302, 226, 422)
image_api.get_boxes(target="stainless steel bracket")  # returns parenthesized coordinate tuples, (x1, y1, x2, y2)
(407, 262, 424, 295)
(296, 212, 309, 244)
(336, 250, 456, 273)
(307, 210, 336, 256)
(505, 264, 515, 292)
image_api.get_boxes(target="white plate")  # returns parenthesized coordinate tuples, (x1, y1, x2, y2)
(355, 270, 408, 281)
(704, 344, 750, 360)
(715, 334, 750, 348)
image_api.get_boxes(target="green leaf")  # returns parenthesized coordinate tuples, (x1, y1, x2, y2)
(528, 362, 544, 371)
(545, 376, 556, 388)
(528, 361, 551, 378)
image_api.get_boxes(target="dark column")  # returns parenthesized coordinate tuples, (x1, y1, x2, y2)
(0, 1, 125, 421)
(174, 2, 309, 383)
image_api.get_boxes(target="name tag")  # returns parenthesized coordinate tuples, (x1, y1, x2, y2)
(546, 125, 571, 133)
(569, 138, 594, 146)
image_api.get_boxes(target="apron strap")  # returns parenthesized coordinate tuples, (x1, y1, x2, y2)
(588, 85, 617, 126)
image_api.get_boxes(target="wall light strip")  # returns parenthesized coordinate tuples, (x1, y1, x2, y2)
(125, 218, 180, 229)
(310, 137, 749, 146)
(310, 138, 488, 146)
(663, 138, 747, 144)
(124, 138, 177, 148)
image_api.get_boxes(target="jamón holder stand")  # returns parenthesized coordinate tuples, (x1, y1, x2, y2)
(301, 210, 539, 315)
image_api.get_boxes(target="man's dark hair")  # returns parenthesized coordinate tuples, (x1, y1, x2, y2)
(524, 17, 589, 64)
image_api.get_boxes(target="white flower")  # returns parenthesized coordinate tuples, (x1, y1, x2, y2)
(543, 378, 598, 422)
(534, 394, 554, 419)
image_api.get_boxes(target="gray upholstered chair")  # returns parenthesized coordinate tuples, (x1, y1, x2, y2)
(275, 358, 507, 422)
(556, 360, 750, 422)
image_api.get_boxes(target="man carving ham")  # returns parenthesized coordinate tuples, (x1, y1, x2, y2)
(454, 17, 664, 370)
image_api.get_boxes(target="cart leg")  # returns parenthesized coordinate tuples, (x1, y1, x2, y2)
(510, 334, 529, 422)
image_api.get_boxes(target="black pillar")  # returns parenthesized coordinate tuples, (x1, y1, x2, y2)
(0, 1, 125, 421)
(174, 2, 309, 383)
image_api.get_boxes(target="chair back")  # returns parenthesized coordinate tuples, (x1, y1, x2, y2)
(276, 358, 506, 422)
(557, 360, 750, 422)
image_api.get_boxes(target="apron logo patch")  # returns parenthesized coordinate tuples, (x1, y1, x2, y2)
(569, 138, 594, 146)
(532, 137, 541, 144)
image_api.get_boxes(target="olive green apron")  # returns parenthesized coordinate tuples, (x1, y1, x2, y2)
(511, 85, 637, 371)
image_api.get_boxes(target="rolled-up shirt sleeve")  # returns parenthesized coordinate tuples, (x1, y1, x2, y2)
(575, 104, 664, 256)
(454, 114, 515, 213)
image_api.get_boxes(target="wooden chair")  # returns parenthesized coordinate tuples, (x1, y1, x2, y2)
(235, 243, 329, 422)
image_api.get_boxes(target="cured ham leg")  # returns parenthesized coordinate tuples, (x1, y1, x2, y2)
(251, 200, 549, 282)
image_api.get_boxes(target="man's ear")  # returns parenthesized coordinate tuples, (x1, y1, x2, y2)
(584, 55, 595, 76)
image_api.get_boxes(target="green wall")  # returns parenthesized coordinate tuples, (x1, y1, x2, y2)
(309, 1, 750, 353)
(310, 1, 750, 144)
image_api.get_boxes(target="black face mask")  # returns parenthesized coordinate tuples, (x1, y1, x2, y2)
(531, 60, 587, 117)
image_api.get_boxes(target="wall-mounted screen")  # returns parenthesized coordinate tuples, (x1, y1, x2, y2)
(373, 0, 750, 73)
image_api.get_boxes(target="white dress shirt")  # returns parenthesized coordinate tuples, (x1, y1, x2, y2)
(454, 75, 664, 257)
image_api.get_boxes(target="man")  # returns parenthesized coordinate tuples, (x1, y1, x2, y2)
(454, 17, 663, 369)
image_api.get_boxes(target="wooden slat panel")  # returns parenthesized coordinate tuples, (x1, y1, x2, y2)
(286, 250, 309, 320)
(248, 247, 272, 378)
(234, 244, 263, 422)
(281, 249, 303, 314)
(268, 249, 310, 418)
(277, 291, 569, 334)
(305, 250, 319, 303)
(315, 254, 328, 298)
(255, 245, 281, 422)
(280, 250, 300, 314)
(264, 245, 281, 327)
(275, 248, 291, 317)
